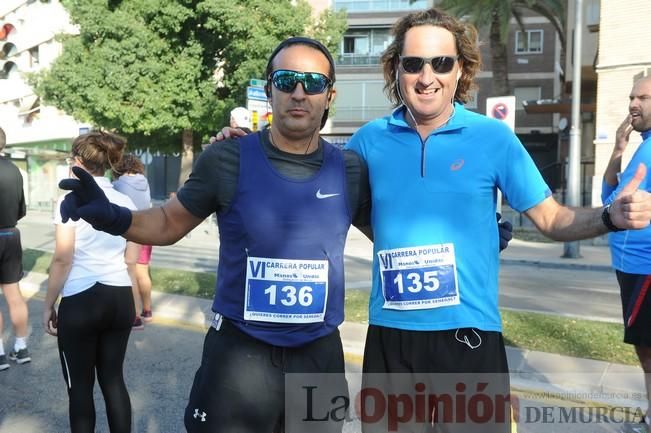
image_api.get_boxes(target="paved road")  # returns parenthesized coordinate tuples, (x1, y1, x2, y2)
(499, 263, 620, 323)
(0, 292, 201, 432)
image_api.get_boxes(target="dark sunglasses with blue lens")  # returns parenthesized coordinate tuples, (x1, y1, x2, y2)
(269, 69, 332, 95)
(399, 55, 458, 74)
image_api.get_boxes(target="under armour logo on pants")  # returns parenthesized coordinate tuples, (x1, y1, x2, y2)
(193, 409, 207, 422)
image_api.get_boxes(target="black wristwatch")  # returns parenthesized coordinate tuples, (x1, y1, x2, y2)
(601, 204, 624, 232)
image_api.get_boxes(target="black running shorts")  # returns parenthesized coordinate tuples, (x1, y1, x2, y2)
(0, 228, 23, 284)
(184, 318, 348, 433)
(361, 325, 511, 433)
(616, 270, 651, 347)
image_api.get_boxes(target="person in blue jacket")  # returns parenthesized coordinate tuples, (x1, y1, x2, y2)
(602, 76, 651, 429)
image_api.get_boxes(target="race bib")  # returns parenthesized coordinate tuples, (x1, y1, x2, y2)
(244, 257, 328, 323)
(377, 244, 460, 310)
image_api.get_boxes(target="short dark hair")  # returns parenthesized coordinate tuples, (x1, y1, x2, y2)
(382, 8, 481, 106)
(265, 37, 336, 129)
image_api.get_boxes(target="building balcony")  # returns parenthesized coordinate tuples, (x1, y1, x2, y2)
(333, 105, 390, 123)
(336, 54, 382, 66)
(334, 0, 427, 13)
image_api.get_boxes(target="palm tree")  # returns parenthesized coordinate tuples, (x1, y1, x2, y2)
(438, 0, 566, 97)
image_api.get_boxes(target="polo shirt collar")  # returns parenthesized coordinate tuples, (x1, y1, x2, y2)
(388, 102, 468, 135)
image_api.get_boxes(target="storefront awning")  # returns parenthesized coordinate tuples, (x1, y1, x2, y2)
(9, 138, 72, 152)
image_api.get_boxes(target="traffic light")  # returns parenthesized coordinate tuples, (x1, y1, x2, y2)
(0, 22, 17, 79)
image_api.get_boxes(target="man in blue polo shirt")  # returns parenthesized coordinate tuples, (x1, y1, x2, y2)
(602, 76, 651, 429)
(346, 8, 651, 433)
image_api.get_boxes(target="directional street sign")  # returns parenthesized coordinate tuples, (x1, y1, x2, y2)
(247, 86, 267, 101)
(249, 78, 266, 88)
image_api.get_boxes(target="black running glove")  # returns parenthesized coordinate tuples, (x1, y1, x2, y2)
(58, 166, 132, 236)
(497, 213, 513, 252)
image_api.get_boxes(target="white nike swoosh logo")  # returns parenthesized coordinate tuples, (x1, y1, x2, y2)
(316, 189, 340, 199)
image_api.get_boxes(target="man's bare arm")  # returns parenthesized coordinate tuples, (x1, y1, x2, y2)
(526, 163, 651, 240)
(125, 197, 204, 246)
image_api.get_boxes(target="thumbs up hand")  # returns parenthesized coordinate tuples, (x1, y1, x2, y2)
(609, 163, 651, 230)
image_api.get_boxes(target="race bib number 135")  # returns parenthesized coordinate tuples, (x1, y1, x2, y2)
(377, 244, 460, 310)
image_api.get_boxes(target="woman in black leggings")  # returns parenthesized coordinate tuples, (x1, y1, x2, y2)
(42, 131, 140, 433)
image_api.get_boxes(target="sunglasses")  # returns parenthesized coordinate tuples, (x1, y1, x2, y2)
(269, 69, 332, 95)
(399, 56, 458, 74)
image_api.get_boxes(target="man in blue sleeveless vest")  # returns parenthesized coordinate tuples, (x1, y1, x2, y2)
(57, 37, 371, 432)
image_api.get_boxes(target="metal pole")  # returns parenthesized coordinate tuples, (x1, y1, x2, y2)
(563, 0, 583, 258)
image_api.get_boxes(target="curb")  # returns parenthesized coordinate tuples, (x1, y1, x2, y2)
(501, 258, 612, 273)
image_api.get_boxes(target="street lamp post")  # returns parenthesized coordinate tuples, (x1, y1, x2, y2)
(563, 0, 584, 259)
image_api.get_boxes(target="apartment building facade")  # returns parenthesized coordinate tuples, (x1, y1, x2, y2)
(1, 0, 83, 210)
(591, 0, 651, 207)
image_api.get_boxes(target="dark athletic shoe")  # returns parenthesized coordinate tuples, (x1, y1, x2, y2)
(0, 354, 9, 371)
(141, 309, 153, 323)
(132, 317, 145, 330)
(8, 348, 31, 364)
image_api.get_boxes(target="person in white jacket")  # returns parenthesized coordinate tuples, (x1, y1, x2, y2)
(112, 154, 154, 328)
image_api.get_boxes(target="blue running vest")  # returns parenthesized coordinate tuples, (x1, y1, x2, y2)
(214, 133, 351, 347)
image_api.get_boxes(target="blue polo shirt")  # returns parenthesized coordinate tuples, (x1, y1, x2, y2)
(346, 103, 551, 332)
(601, 130, 651, 274)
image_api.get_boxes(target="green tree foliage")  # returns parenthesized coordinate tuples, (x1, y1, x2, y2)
(439, 0, 565, 97)
(32, 0, 346, 153)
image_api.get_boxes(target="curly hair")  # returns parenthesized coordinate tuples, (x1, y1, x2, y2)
(112, 153, 145, 179)
(71, 131, 127, 176)
(381, 8, 481, 106)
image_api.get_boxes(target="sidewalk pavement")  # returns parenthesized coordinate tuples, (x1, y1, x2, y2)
(17, 234, 647, 412)
(501, 238, 613, 272)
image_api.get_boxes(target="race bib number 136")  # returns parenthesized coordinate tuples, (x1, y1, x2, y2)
(244, 257, 328, 323)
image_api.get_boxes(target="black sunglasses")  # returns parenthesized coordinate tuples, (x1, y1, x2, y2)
(399, 56, 458, 74)
(269, 69, 332, 95)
